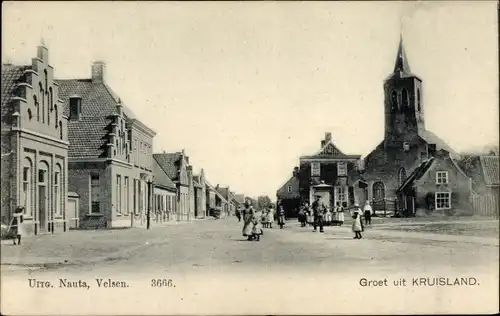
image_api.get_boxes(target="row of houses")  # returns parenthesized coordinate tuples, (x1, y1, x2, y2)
(277, 36, 499, 217)
(1, 42, 244, 236)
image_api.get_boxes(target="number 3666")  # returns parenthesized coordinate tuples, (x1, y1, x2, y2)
(151, 279, 173, 287)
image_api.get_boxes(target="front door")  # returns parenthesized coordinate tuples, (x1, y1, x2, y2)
(38, 185, 47, 233)
(67, 199, 78, 229)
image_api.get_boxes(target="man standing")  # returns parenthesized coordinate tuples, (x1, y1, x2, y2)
(312, 195, 324, 233)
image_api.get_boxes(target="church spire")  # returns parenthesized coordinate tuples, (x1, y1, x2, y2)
(393, 34, 411, 73)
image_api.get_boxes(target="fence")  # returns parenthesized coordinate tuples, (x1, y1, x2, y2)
(472, 193, 499, 217)
(372, 199, 397, 216)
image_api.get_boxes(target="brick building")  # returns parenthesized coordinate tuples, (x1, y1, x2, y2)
(298, 132, 362, 211)
(363, 36, 457, 207)
(193, 169, 207, 218)
(57, 61, 156, 229)
(153, 150, 194, 221)
(1, 43, 69, 235)
(152, 157, 177, 223)
(276, 168, 300, 217)
(397, 149, 472, 215)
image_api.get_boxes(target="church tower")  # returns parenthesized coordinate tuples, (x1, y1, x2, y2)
(383, 36, 425, 148)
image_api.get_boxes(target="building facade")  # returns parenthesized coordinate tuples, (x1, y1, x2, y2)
(1, 43, 69, 235)
(193, 169, 207, 218)
(298, 133, 362, 210)
(57, 61, 156, 229)
(152, 157, 177, 224)
(363, 36, 457, 207)
(153, 150, 194, 221)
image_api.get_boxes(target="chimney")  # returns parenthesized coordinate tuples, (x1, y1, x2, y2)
(321, 140, 326, 147)
(37, 38, 49, 63)
(427, 144, 437, 157)
(325, 132, 332, 143)
(293, 166, 299, 177)
(91, 61, 105, 83)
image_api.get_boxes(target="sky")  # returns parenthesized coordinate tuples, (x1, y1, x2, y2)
(2, 1, 498, 199)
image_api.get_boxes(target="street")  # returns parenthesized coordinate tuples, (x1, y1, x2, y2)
(1, 218, 499, 314)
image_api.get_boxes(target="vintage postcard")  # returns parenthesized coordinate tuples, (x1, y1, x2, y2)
(1, 1, 499, 315)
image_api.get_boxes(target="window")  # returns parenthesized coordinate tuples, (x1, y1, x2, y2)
(403, 142, 410, 152)
(22, 159, 32, 216)
(124, 177, 129, 214)
(34, 95, 39, 121)
(398, 168, 407, 187)
(391, 90, 398, 110)
(133, 179, 138, 214)
(287, 186, 292, 193)
(48, 87, 52, 125)
(337, 162, 347, 176)
(90, 174, 100, 213)
(54, 165, 61, 216)
(27, 109, 32, 120)
(54, 105, 58, 127)
(59, 121, 63, 140)
(436, 171, 449, 184)
(69, 97, 81, 120)
(39, 83, 44, 123)
(38, 169, 47, 184)
(435, 192, 451, 210)
(402, 88, 409, 107)
(311, 162, 321, 176)
(335, 186, 347, 206)
(116, 175, 122, 214)
(417, 89, 421, 111)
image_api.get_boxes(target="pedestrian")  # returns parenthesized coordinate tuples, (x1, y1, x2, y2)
(266, 206, 274, 229)
(312, 196, 324, 233)
(363, 201, 373, 226)
(352, 211, 363, 239)
(298, 204, 307, 227)
(352, 203, 364, 232)
(324, 207, 332, 226)
(236, 206, 242, 222)
(11, 206, 25, 246)
(277, 205, 286, 229)
(242, 199, 255, 241)
(261, 209, 269, 228)
(335, 204, 345, 226)
(252, 210, 264, 241)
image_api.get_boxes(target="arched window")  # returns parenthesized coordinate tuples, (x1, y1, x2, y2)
(54, 105, 58, 128)
(54, 164, 62, 217)
(417, 89, 421, 111)
(372, 181, 385, 201)
(402, 89, 409, 107)
(398, 167, 407, 187)
(39, 83, 44, 123)
(391, 90, 398, 111)
(44, 69, 48, 91)
(34, 95, 39, 121)
(49, 87, 53, 111)
(59, 121, 63, 139)
(22, 157, 33, 216)
(27, 109, 32, 120)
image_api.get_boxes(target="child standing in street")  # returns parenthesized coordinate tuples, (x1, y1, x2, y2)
(352, 212, 363, 239)
(252, 209, 264, 241)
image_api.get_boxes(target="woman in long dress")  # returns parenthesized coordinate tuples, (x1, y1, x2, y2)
(242, 200, 255, 241)
(12, 206, 26, 245)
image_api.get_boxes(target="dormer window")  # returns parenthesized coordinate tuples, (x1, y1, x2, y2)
(337, 162, 347, 176)
(69, 96, 82, 120)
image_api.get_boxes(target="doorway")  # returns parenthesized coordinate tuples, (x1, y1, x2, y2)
(38, 185, 47, 233)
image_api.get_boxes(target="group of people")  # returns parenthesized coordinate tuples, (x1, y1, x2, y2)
(295, 195, 374, 239)
(238, 199, 286, 241)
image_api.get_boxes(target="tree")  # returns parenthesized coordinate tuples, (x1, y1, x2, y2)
(257, 195, 272, 209)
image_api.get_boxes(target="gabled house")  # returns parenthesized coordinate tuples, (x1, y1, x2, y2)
(153, 150, 194, 221)
(205, 180, 228, 217)
(396, 149, 472, 216)
(216, 185, 235, 216)
(152, 157, 177, 223)
(193, 168, 207, 218)
(276, 167, 300, 217)
(1, 43, 69, 235)
(298, 132, 362, 209)
(57, 61, 156, 229)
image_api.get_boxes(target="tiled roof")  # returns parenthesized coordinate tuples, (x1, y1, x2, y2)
(419, 129, 458, 157)
(67, 117, 109, 157)
(480, 156, 499, 186)
(152, 158, 177, 191)
(153, 153, 181, 181)
(397, 157, 435, 193)
(1, 65, 30, 120)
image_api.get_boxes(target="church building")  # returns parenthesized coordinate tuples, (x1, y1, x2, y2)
(363, 36, 458, 207)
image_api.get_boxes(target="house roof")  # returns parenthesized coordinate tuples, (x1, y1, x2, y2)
(396, 157, 435, 193)
(2, 64, 31, 119)
(56, 78, 145, 158)
(419, 129, 458, 158)
(153, 152, 182, 181)
(480, 156, 499, 186)
(152, 158, 177, 191)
